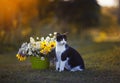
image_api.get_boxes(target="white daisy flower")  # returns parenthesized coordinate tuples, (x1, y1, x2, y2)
(36, 37, 39, 40)
(30, 37, 35, 43)
(46, 36, 50, 42)
(35, 41, 40, 49)
(41, 37, 44, 41)
(49, 33, 52, 36)
(54, 32, 57, 35)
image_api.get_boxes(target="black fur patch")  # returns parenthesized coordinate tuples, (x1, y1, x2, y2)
(56, 33, 67, 42)
(61, 45, 85, 69)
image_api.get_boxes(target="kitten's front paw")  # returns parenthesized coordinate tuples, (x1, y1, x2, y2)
(59, 68, 64, 72)
(59, 70, 62, 72)
(56, 68, 59, 71)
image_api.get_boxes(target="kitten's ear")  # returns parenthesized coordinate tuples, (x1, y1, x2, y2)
(63, 32, 68, 35)
(56, 33, 61, 36)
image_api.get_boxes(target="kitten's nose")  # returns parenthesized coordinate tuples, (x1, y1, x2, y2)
(62, 41, 66, 45)
(62, 42, 65, 45)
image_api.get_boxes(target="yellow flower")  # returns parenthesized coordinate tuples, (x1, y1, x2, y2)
(16, 54, 26, 61)
(40, 45, 52, 55)
(40, 49, 44, 54)
(40, 41, 48, 49)
(49, 41, 56, 48)
(44, 46, 51, 52)
(16, 32, 57, 61)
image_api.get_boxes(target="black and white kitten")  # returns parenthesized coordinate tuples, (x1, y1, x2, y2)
(55, 33, 85, 72)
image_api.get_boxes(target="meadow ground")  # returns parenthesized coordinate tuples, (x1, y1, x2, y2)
(0, 39, 120, 83)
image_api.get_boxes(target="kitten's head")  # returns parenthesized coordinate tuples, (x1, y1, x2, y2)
(56, 33, 68, 45)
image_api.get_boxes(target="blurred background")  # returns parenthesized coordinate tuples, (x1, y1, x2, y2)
(0, 0, 120, 53)
(0, 0, 120, 82)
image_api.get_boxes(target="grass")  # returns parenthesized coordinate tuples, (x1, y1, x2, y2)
(0, 39, 120, 83)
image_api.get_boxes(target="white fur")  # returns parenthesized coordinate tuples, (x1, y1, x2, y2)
(55, 39, 83, 72)
(64, 58, 71, 70)
(71, 66, 83, 72)
(59, 60, 67, 72)
(55, 39, 66, 72)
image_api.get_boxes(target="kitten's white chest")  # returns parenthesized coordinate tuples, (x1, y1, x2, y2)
(55, 45, 66, 58)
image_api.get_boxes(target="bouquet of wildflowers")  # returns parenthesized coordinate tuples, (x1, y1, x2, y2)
(16, 32, 57, 61)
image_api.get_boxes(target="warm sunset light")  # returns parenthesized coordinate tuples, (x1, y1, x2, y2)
(0, 0, 38, 29)
(97, 0, 117, 7)
(0, 0, 19, 24)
